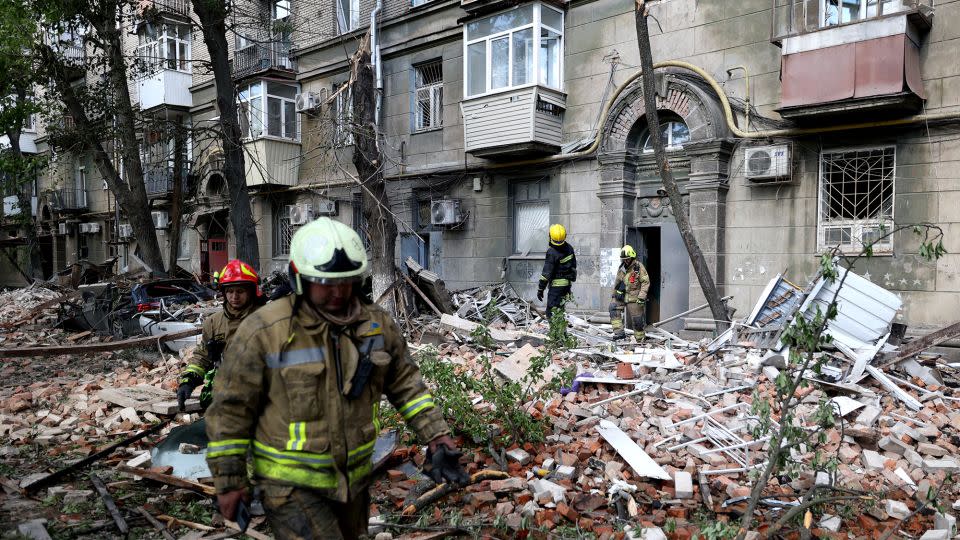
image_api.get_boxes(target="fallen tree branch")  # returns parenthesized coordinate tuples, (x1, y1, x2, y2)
(156, 514, 216, 532)
(401, 470, 509, 516)
(115, 464, 216, 496)
(23, 420, 171, 493)
(0, 327, 201, 358)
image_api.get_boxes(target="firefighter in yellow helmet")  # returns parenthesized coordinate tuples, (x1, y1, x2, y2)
(205, 218, 466, 539)
(537, 224, 577, 316)
(609, 245, 650, 341)
(177, 259, 264, 411)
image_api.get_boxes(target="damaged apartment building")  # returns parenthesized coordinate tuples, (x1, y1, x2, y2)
(1, 0, 957, 336)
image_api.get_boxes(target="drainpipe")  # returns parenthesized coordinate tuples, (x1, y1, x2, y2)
(386, 59, 960, 178)
(370, 0, 383, 127)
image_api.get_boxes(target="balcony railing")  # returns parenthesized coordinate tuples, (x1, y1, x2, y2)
(138, 0, 191, 16)
(232, 42, 294, 80)
(771, 0, 934, 43)
(145, 167, 189, 198)
(51, 188, 88, 211)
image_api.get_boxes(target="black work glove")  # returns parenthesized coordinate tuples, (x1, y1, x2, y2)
(425, 444, 470, 487)
(177, 382, 198, 411)
(537, 289, 544, 302)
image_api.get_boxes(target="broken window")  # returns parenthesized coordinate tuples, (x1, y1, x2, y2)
(818, 146, 895, 254)
(511, 178, 550, 255)
(414, 60, 443, 131)
(641, 119, 690, 153)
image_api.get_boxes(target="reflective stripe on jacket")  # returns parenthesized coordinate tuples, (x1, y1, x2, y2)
(180, 302, 258, 383)
(538, 241, 577, 291)
(614, 260, 651, 303)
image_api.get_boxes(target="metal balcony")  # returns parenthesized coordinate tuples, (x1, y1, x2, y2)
(771, 0, 933, 43)
(51, 188, 88, 212)
(144, 167, 188, 199)
(139, 0, 191, 17)
(232, 42, 294, 81)
(461, 86, 565, 158)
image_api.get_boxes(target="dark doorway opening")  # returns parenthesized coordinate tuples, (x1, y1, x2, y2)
(39, 236, 53, 279)
(627, 226, 662, 325)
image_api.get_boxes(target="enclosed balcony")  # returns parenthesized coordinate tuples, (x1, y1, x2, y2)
(461, 2, 566, 158)
(771, 0, 933, 122)
(50, 188, 88, 213)
(144, 166, 189, 199)
(232, 41, 294, 81)
(462, 86, 565, 158)
(138, 69, 191, 110)
(136, 0, 191, 17)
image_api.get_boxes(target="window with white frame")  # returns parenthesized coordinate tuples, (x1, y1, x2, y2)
(337, 0, 360, 34)
(512, 178, 550, 255)
(414, 60, 443, 131)
(465, 3, 563, 97)
(818, 146, 895, 254)
(411, 0, 434, 6)
(333, 82, 354, 146)
(821, 0, 904, 27)
(238, 80, 299, 140)
(136, 22, 191, 74)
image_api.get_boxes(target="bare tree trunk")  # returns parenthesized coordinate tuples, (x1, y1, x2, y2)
(168, 121, 185, 273)
(350, 35, 397, 309)
(634, 1, 729, 330)
(192, 0, 261, 271)
(35, 2, 167, 275)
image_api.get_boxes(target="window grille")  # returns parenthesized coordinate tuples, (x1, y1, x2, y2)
(818, 146, 895, 254)
(333, 83, 354, 146)
(414, 61, 443, 131)
(273, 205, 292, 256)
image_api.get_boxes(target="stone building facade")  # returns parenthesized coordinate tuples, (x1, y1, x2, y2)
(4, 0, 958, 334)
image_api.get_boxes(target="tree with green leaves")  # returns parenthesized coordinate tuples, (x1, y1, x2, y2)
(0, 0, 46, 281)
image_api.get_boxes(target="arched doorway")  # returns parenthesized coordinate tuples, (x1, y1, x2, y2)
(597, 72, 734, 331)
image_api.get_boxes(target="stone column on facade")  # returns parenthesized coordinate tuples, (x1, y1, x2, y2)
(597, 151, 638, 250)
(682, 139, 734, 312)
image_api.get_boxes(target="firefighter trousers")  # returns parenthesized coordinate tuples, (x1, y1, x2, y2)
(609, 300, 646, 336)
(262, 484, 370, 540)
(546, 285, 571, 318)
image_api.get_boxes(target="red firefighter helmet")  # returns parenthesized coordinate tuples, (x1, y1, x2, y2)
(217, 259, 262, 296)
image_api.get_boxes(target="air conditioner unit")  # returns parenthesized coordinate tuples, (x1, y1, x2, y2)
(745, 145, 791, 181)
(289, 203, 314, 226)
(152, 210, 169, 229)
(315, 198, 338, 216)
(430, 199, 464, 226)
(118, 224, 133, 238)
(58, 222, 69, 235)
(295, 91, 321, 113)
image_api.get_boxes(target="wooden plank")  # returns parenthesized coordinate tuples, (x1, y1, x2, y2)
(138, 506, 176, 540)
(0, 327, 201, 358)
(400, 272, 442, 317)
(879, 320, 960, 367)
(23, 420, 171, 494)
(98, 385, 201, 415)
(66, 330, 93, 342)
(116, 465, 216, 496)
(90, 473, 128, 537)
(596, 419, 671, 480)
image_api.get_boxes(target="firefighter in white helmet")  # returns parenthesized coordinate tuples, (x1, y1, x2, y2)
(205, 217, 466, 539)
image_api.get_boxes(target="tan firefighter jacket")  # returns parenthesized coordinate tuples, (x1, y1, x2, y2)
(205, 295, 450, 502)
(180, 302, 259, 382)
(614, 259, 651, 303)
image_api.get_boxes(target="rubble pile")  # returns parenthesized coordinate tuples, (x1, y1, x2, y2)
(0, 284, 61, 326)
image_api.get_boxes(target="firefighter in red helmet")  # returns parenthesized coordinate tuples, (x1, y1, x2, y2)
(178, 260, 264, 411)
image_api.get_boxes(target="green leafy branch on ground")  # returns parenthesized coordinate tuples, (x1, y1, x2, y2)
(736, 223, 947, 539)
(419, 296, 576, 448)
